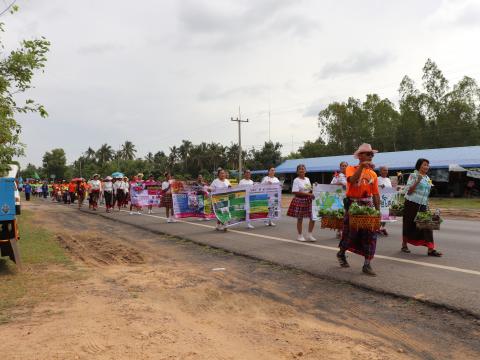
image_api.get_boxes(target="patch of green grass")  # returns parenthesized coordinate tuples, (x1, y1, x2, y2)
(0, 209, 77, 323)
(429, 198, 480, 210)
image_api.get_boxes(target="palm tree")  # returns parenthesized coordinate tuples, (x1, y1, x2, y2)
(85, 147, 96, 161)
(96, 143, 114, 165)
(121, 140, 137, 160)
(145, 152, 154, 163)
(178, 140, 193, 172)
(168, 146, 179, 170)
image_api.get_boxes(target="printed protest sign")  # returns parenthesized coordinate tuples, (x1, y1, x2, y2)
(211, 188, 247, 226)
(311, 184, 345, 221)
(247, 184, 281, 221)
(172, 183, 212, 219)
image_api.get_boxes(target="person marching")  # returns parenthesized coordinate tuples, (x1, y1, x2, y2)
(145, 174, 157, 214)
(210, 168, 231, 231)
(261, 167, 280, 226)
(68, 180, 77, 205)
(113, 176, 128, 211)
(24, 181, 32, 201)
(88, 174, 102, 211)
(378, 166, 392, 236)
(41, 181, 49, 199)
(402, 158, 443, 257)
(103, 176, 114, 212)
(287, 164, 316, 242)
(331, 161, 348, 238)
(130, 173, 145, 215)
(161, 172, 175, 222)
(337, 143, 380, 276)
(76, 179, 87, 209)
(239, 169, 255, 229)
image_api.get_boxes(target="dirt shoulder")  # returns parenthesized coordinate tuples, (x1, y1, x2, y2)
(0, 201, 479, 359)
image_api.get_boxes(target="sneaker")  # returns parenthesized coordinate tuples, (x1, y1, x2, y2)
(167, 218, 173, 223)
(362, 264, 377, 276)
(129, 211, 134, 215)
(216, 224, 224, 231)
(246, 223, 255, 229)
(269, 221, 276, 226)
(337, 251, 350, 268)
(297, 234, 307, 242)
(307, 233, 316, 242)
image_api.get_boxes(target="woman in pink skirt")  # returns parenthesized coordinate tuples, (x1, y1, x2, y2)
(287, 164, 316, 242)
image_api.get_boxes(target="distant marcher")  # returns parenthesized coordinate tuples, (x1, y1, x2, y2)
(261, 167, 280, 226)
(331, 161, 348, 238)
(76, 180, 87, 209)
(103, 176, 114, 213)
(402, 159, 443, 257)
(113, 176, 128, 211)
(145, 175, 157, 214)
(330, 161, 348, 189)
(378, 166, 392, 236)
(210, 168, 231, 231)
(337, 143, 380, 276)
(68, 181, 77, 204)
(41, 181, 49, 199)
(239, 169, 255, 229)
(161, 172, 175, 222)
(130, 174, 145, 215)
(287, 164, 316, 242)
(88, 174, 102, 211)
(24, 182, 32, 201)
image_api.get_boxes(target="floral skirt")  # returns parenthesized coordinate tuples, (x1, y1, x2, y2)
(287, 196, 312, 219)
(338, 199, 377, 260)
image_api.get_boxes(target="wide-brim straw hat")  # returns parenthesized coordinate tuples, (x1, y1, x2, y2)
(92, 173, 100, 178)
(104, 176, 113, 181)
(353, 143, 378, 159)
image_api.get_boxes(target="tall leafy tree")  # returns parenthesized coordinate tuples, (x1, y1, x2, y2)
(0, 8, 50, 173)
(42, 148, 67, 180)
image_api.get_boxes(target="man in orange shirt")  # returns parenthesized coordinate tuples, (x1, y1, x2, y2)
(68, 181, 77, 204)
(337, 143, 380, 276)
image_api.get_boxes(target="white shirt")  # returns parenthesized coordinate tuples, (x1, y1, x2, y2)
(292, 177, 312, 193)
(103, 181, 113, 192)
(330, 172, 347, 186)
(161, 180, 172, 193)
(239, 179, 254, 186)
(88, 179, 101, 191)
(114, 181, 129, 192)
(210, 178, 231, 191)
(261, 176, 280, 184)
(378, 176, 392, 189)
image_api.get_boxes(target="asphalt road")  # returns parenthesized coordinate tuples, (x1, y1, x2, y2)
(68, 203, 480, 316)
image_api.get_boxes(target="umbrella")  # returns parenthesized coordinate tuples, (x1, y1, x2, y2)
(71, 177, 85, 182)
(112, 171, 124, 178)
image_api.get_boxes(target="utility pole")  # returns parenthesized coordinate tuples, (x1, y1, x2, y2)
(231, 107, 249, 180)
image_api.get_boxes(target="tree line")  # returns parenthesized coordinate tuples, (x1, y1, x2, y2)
(21, 140, 283, 181)
(290, 59, 480, 158)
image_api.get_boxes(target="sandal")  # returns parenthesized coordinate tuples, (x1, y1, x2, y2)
(337, 251, 350, 268)
(428, 250, 443, 257)
(401, 246, 411, 253)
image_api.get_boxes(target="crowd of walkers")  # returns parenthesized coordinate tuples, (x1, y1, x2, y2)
(22, 143, 443, 277)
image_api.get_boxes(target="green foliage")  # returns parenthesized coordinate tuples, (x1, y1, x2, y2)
(318, 208, 344, 219)
(313, 59, 480, 155)
(415, 210, 443, 223)
(42, 148, 67, 180)
(349, 203, 380, 216)
(0, 13, 50, 172)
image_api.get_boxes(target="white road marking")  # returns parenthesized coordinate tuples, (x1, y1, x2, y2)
(71, 203, 480, 277)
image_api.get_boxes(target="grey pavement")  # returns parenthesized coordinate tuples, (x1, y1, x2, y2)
(66, 203, 480, 316)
